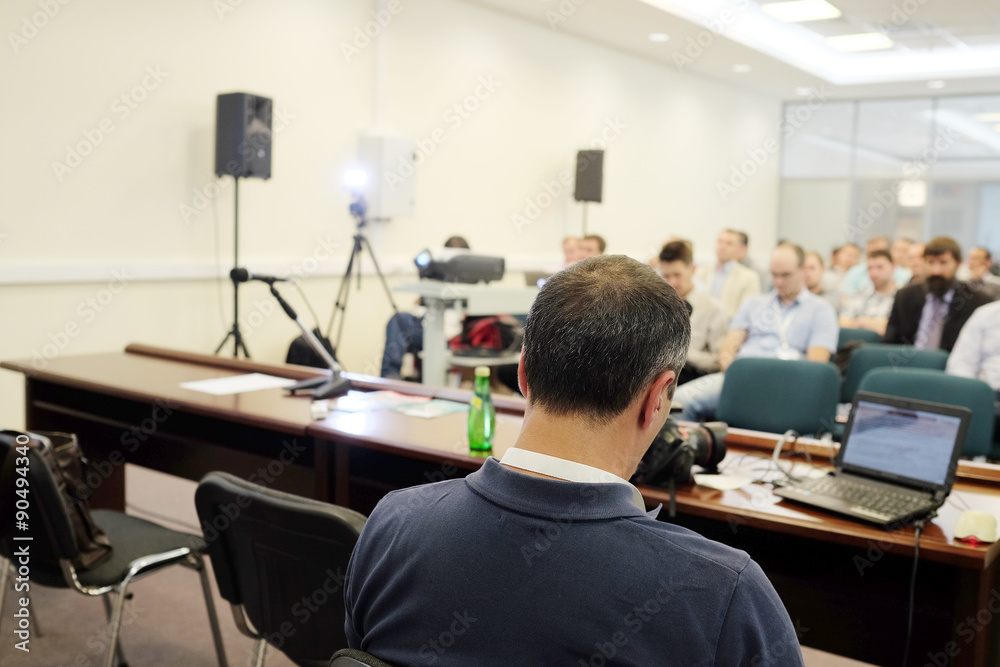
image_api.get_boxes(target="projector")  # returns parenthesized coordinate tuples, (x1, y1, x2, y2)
(414, 248, 505, 284)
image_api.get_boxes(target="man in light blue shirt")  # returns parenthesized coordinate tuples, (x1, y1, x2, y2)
(674, 243, 839, 422)
(947, 300, 1000, 395)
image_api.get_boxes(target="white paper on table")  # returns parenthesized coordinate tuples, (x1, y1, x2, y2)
(694, 473, 755, 491)
(180, 373, 297, 396)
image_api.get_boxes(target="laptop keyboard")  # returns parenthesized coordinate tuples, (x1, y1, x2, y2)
(799, 476, 929, 518)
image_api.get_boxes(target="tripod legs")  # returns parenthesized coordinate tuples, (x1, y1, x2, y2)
(214, 277, 251, 358)
(214, 323, 251, 358)
(327, 232, 399, 355)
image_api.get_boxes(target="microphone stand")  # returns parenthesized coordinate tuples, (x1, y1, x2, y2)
(266, 282, 352, 399)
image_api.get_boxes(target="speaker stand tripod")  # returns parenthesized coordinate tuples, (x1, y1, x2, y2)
(214, 176, 251, 359)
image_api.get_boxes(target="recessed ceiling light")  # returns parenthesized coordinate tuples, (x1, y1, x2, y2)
(761, 0, 842, 23)
(795, 87, 813, 96)
(926, 80, 946, 89)
(648, 33, 670, 42)
(897, 181, 927, 208)
(732, 64, 752, 73)
(827, 33, 894, 52)
(974, 113, 1000, 122)
(994, 123, 1000, 133)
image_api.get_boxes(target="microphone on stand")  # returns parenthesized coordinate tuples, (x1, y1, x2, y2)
(230, 267, 290, 284)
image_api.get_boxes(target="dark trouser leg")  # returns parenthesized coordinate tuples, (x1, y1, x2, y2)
(381, 313, 424, 377)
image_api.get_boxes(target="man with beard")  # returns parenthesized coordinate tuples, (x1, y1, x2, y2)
(883, 237, 994, 352)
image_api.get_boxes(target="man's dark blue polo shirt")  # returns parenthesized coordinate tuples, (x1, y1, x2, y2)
(345, 457, 803, 666)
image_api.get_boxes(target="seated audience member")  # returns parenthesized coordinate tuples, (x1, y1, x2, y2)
(803, 251, 839, 310)
(890, 237, 915, 285)
(883, 237, 994, 352)
(968, 246, 1000, 300)
(346, 255, 804, 666)
(697, 229, 762, 319)
(824, 243, 859, 293)
(840, 237, 888, 295)
(561, 236, 581, 268)
(906, 242, 926, 285)
(732, 230, 770, 290)
(380, 236, 470, 379)
(578, 233, 606, 258)
(658, 240, 728, 384)
(675, 244, 838, 422)
(947, 300, 1000, 397)
(839, 249, 897, 336)
(646, 235, 686, 269)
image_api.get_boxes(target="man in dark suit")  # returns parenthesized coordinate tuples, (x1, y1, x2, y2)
(884, 237, 995, 352)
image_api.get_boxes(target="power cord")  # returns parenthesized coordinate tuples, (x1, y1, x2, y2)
(769, 430, 801, 483)
(901, 519, 926, 667)
(291, 280, 323, 332)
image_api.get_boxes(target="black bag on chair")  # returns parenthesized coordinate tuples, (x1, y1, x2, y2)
(0, 430, 113, 570)
(285, 328, 337, 369)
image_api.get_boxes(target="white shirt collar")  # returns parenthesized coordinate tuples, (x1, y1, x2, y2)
(499, 448, 646, 511)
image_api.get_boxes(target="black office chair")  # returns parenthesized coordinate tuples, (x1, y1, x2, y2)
(195, 472, 368, 667)
(0, 436, 227, 667)
(330, 648, 395, 667)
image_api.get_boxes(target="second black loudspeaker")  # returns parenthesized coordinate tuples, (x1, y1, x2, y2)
(573, 149, 604, 203)
(215, 92, 272, 179)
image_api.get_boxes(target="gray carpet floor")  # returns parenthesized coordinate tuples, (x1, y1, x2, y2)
(0, 465, 869, 666)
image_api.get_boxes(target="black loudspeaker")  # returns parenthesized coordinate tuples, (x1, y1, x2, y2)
(215, 92, 272, 179)
(573, 149, 604, 203)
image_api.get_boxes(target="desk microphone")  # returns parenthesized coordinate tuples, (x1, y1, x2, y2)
(230, 268, 289, 284)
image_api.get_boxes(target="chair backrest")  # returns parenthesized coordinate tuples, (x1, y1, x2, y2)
(837, 327, 883, 349)
(195, 472, 367, 664)
(857, 368, 996, 457)
(330, 648, 395, 667)
(716, 358, 841, 435)
(0, 433, 80, 569)
(842, 344, 949, 403)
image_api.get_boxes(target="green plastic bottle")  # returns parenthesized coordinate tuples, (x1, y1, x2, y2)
(467, 366, 496, 451)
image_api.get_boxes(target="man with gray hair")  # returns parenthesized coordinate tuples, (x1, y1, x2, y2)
(345, 255, 803, 666)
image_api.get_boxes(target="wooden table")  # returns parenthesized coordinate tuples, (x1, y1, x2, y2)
(5, 346, 1000, 665)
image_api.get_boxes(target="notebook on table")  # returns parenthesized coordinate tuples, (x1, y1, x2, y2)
(774, 391, 971, 527)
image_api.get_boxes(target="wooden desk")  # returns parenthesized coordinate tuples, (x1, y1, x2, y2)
(4, 346, 1000, 665)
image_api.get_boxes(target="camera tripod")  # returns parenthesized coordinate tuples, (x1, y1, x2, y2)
(325, 202, 398, 353)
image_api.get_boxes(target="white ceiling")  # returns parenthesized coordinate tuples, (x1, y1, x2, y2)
(461, 0, 1000, 100)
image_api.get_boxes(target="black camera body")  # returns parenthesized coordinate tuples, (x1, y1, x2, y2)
(631, 417, 727, 488)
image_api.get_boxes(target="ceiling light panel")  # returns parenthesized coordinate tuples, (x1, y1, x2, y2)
(761, 0, 842, 23)
(827, 32, 894, 52)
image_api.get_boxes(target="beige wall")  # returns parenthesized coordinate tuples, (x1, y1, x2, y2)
(1, 0, 783, 430)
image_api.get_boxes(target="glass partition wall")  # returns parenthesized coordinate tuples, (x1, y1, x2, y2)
(778, 95, 1000, 257)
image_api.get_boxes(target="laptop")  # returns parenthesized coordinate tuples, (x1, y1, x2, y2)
(524, 271, 550, 288)
(774, 392, 971, 527)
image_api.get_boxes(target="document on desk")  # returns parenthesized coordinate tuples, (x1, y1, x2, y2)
(694, 473, 755, 491)
(392, 399, 468, 419)
(330, 390, 431, 413)
(180, 373, 297, 396)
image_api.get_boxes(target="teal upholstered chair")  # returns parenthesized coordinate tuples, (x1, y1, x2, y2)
(716, 358, 841, 435)
(842, 344, 949, 403)
(837, 327, 883, 349)
(857, 368, 996, 458)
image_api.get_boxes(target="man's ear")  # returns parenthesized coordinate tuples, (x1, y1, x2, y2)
(517, 349, 529, 399)
(640, 370, 676, 431)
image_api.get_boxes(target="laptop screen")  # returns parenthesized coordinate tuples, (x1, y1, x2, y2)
(841, 397, 966, 488)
